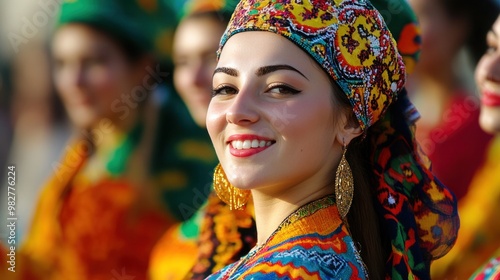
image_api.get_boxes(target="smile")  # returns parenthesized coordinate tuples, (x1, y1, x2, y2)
(230, 139, 273, 150)
(227, 135, 275, 157)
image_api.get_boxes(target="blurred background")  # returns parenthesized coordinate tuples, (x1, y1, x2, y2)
(0, 0, 499, 279)
(0, 0, 195, 246)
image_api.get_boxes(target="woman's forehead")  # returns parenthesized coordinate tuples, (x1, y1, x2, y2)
(217, 31, 314, 70)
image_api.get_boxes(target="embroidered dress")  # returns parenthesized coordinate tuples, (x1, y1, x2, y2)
(188, 192, 257, 279)
(10, 111, 216, 280)
(471, 250, 500, 280)
(206, 196, 367, 280)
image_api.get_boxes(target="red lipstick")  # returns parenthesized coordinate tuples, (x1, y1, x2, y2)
(227, 134, 275, 158)
(482, 91, 500, 107)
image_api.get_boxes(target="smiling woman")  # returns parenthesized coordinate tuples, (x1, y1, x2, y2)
(432, 15, 500, 279)
(202, 0, 460, 279)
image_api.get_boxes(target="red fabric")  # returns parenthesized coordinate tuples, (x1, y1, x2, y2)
(417, 94, 493, 200)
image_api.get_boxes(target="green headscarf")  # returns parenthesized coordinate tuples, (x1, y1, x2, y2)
(57, 0, 178, 62)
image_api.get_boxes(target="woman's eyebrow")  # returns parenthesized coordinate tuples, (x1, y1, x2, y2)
(256, 64, 309, 80)
(213, 67, 239, 77)
(213, 64, 309, 80)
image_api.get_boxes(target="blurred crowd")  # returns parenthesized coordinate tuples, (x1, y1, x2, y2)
(0, 0, 499, 279)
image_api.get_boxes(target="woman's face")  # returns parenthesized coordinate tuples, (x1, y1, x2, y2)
(52, 24, 139, 129)
(208, 31, 344, 194)
(476, 16, 500, 134)
(173, 16, 227, 127)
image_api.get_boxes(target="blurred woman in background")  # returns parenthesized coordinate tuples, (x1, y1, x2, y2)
(433, 14, 500, 279)
(407, 0, 499, 200)
(4, 0, 216, 279)
(148, 1, 239, 279)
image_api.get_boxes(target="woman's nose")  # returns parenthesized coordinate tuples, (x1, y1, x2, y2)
(225, 88, 260, 125)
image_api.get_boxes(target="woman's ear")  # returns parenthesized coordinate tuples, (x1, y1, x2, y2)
(336, 111, 363, 146)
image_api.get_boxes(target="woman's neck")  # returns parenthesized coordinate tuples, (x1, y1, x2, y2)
(251, 183, 333, 246)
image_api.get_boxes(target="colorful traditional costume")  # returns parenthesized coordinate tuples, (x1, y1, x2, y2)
(2, 1, 218, 279)
(195, 0, 459, 279)
(206, 196, 368, 279)
(471, 250, 500, 280)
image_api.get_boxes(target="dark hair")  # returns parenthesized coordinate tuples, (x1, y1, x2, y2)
(84, 22, 149, 63)
(441, 0, 500, 64)
(329, 79, 388, 280)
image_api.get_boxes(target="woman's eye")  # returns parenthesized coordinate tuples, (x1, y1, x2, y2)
(486, 34, 498, 54)
(487, 43, 498, 54)
(82, 57, 106, 69)
(267, 84, 301, 95)
(212, 86, 238, 97)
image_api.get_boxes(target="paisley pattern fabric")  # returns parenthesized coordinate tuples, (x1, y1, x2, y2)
(188, 192, 257, 279)
(212, 0, 459, 279)
(369, 90, 459, 279)
(218, 0, 406, 130)
(206, 195, 367, 279)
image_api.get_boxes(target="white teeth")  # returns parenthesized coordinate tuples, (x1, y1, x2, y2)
(251, 140, 259, 148)
(235, 140, 243, 149)
(242, 140, 251, 149)
(230, 139, 273, 150)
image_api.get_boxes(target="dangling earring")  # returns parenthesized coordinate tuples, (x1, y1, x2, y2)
(335, 140, 354, 218)
(213, 163, 250, 210)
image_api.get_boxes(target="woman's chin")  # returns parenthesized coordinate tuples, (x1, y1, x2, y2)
(479, 107, 500, 134)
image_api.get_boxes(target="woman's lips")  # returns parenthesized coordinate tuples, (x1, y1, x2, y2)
(227, 134, 275, 157)
(482, 90, 500, 107)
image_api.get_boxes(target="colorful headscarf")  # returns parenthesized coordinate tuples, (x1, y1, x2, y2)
(370, 0, 421, 74)
(217, 0, 459, 279)
(218, 0, 405, 130)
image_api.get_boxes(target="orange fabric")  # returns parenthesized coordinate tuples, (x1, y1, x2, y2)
(13, 142, 175, 280)
(148, 223, 198, 280)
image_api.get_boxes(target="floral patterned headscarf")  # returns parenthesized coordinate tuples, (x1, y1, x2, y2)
(218, 0, 404, 130)
(217, 0, 459, 279)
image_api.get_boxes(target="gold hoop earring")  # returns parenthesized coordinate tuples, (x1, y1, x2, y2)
(213, 163, 250, 210)
(335, 142, 354, 218)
